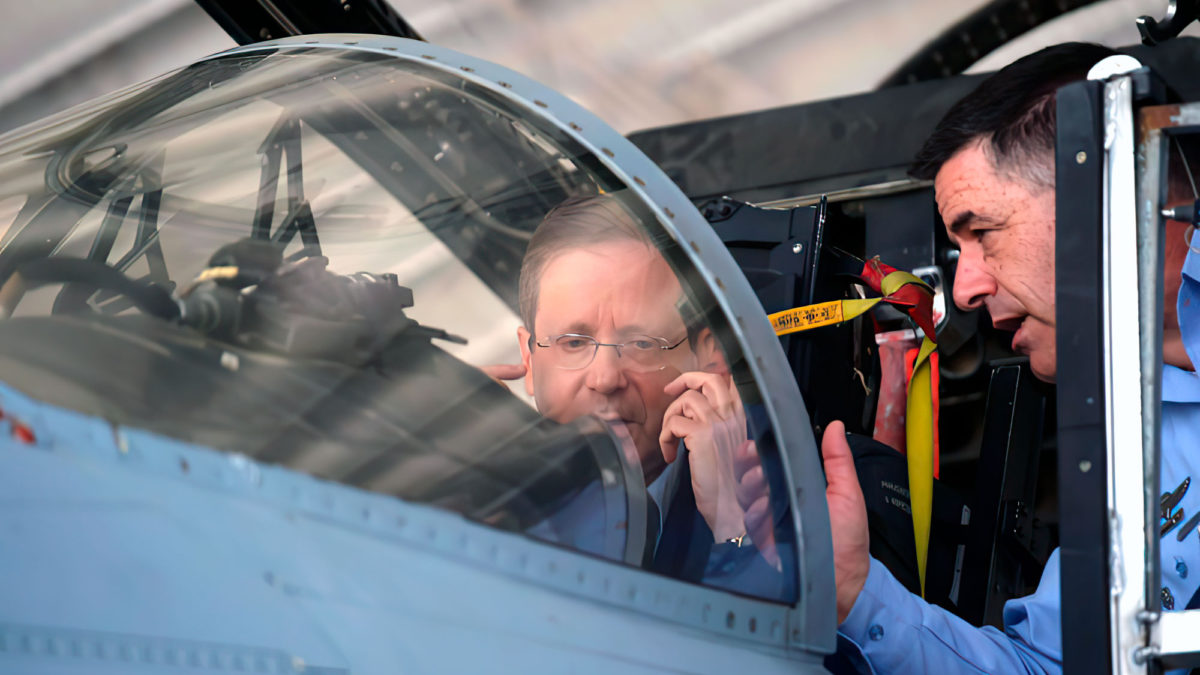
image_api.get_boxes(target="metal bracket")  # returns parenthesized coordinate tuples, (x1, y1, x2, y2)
(1136, 0, 1200, 46)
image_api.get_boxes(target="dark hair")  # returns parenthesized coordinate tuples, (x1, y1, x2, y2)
(910, 42, 1119, 188)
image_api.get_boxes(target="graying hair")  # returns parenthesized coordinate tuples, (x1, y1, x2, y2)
(518, 193, 653, 331)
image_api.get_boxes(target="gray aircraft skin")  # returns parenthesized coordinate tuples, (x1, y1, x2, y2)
(0, 35, 834, 673)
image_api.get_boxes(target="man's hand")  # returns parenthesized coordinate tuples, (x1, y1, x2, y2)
(823, 420, 870, 624)
(734, 439, 780, 568)
(659, 371, 747, 542)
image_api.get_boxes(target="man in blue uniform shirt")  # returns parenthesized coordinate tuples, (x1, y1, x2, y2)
(823, 42, 1200, 672)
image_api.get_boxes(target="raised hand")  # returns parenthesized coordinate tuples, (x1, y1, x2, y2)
(659, 371, 747, 542)
(734, 439, 778, 568)
(822, 420, 870, 623)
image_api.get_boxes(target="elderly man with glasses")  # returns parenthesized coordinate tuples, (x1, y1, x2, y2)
(491, 193, 770, 584)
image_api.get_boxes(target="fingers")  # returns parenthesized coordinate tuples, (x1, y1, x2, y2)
(733, 438, 759, 478)
(821, 420, 871, 624)
(743, 494, 772, 539)
(658, 413, 701, 463)
(737, 463, 767, 506)
(662, 389, 717, 424)
(481, 363, 527, 381)
(743, 493, 779, 568)
(664, 371, 734, 417)
(821, 420, 860, 498)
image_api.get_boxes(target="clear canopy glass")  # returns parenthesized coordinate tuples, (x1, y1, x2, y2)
(0, 45, 797, 602)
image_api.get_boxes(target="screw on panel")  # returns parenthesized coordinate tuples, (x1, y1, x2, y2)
(633, 176, 646, 186)
(1076, 151, 1088, 164)
(179, 458, 190, 474)
(534, 100, 548, 108)
(1079, 460, 1093, 473)
(344, 41, 358, 45)
(793, 242, 804, 254)
(664, 207, 674, 218)
(689, 241, 700, 253)
(498, 82, 512, 88)
(749, 617, 757, 633)
(460, 66, 474, 72)
(421, 55, 436, 60)
(726, 611, 736, 629)
(569, 122, 582, 131)
(601, 148, 614, 157)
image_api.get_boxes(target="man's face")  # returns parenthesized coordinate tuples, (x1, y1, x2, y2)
(938, 141, 1058, 381)
(518, 240, 698, 478)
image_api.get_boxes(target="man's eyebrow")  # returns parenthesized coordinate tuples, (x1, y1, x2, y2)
(946, 210, 995, 236)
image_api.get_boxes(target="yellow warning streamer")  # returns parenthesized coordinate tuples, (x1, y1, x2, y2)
(906, 335, 937, 596)
(768, 271, 938, 597)
(769, 298, 882, 336)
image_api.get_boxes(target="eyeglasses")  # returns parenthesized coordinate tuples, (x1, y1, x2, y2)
(535, 333, 688, 371)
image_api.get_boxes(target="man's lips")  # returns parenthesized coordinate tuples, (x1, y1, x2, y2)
(594, 409, 642, 426)
(991, 315, 1025, 333)
(992, 315, 1028, 353)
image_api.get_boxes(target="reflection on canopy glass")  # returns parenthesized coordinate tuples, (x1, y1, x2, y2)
(0, 47, 796, 602)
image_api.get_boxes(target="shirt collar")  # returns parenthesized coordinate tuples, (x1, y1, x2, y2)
(1167, 243, 1200, 403)
(647, 456, 678, 510)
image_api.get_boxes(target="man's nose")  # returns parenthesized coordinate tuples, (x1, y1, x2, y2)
(584, 344, 628, 394)
(951, 248, 996, 311)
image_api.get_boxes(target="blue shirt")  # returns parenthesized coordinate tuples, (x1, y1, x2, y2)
(837, 243, 1200, 673)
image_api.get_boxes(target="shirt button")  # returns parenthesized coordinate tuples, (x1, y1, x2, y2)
(868, 624, 885, 641)
(1176, 557, 1188, 579)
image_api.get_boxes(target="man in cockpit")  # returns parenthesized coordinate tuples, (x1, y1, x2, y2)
(489, 193, 768, 584)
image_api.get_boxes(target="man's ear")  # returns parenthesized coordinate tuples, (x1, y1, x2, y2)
(693, 327, 729, 375)
(517, 325, 536, 396)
